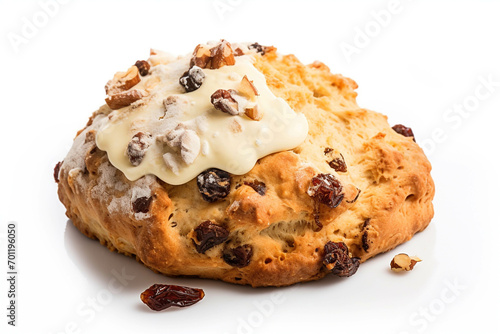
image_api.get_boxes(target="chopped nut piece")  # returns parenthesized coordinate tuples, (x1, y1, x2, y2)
(143, 76, 160, 92)
(127, 132, 153, 166)
(209, 40, 235, 69)
(149, 49, 173, 66)
(211, 89, 240, 115)
(346, 187, 361, 204)
(190, 40, 236, 70)
(190, 44, 212, 68)
(234, 47, 244, 56)
(244, 105, 263, 121)
(85, 130, 96, 144)
(179, 66, 205, 92)
(105, 65, 141, 95)
(229, 119, 242, 133)
(180, 129, 201, 165)
(85, 145, 105, 175)
(164, 95, 178, 107)
(105, 89, 146, 110)
(238, 75, 259, 99)
(390, 253, 422, 272)
(161, 95, 188, 120)
(161, 125, 201, 165)
(162, 125, 185, 148)
(135, 60, 151, 76)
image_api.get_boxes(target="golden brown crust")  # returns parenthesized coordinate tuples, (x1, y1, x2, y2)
(57, 47, 434, 287)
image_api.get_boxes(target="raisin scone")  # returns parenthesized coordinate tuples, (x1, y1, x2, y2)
(55, 41, 434, 287)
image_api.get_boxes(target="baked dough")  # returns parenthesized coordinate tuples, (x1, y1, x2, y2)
(56, 43, 434, 287)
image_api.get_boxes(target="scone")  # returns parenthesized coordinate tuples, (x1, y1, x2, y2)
(55, 40, 434, 287)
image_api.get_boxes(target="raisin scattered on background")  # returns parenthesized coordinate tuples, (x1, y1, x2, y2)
(197, 168, 232, 202)
(210, 89, 240, 115)
(127, 132, 153, 166)
(244, 180, 266, 196)
(133, 196, 153, 213)
(140, 284, 205, 311)
(179, 66, 205, 92)
(392, 124, 416, 142)
(223, 244, 253, 267)
(54, 161, 62, 183)
(193, 220, 229, 253)
(323, 241, 360, 277)
(307, 174, 344, 208)
(134, 60, 151, 76)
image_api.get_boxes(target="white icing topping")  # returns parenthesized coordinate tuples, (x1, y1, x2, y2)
(96, 52, 308, 185)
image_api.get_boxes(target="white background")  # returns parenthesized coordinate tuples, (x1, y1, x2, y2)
(1, 0, 499, 333)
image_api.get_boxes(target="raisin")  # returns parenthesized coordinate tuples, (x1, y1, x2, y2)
(223, 244, 253, 267)
(244, 180, 266, 196)
(392, 124, 416, 142)
(328, 155, 347, 173)
(324, 147, 334, 154)
(135, 60, 151, 76)
(179, 66, 205, 92)
(323, 241, 360, 277)
(362, 231, 369, 252)
(140, 284, 205, 311)
(193, 220, 229, 254)
(248, 43, 267, 55)
(127, 132, 153, 166)
(197, 168, 231, 202)
(210, 89, 240, 115)
(307, 174, 344, 208)
(133, 196, 153, 213)
(54, 161, 62, 183)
